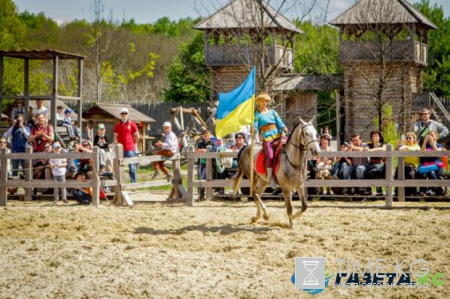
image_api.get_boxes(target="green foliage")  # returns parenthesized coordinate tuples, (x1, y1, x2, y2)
(294, 21, 341, 74)
(414, 0, 450, 97)
(373, 104, 399, 145)
(164, 32, 210, 103)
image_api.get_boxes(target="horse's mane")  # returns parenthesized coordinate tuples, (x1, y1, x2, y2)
(286, 120, 303, 149)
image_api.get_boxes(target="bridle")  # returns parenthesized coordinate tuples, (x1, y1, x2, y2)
(285, 123, 317, 171)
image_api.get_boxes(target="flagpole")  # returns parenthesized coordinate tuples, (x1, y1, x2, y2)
(249, 67, 256, 198)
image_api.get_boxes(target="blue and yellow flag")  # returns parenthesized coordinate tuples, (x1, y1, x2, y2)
(215, 67, 255, 138)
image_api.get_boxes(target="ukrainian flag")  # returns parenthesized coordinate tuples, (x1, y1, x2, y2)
(215, 67, 255, 138)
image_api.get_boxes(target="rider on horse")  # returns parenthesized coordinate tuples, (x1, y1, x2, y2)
(253, 92, 288, 188)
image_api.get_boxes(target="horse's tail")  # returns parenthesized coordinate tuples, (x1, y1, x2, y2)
(232, 168, 244, 195)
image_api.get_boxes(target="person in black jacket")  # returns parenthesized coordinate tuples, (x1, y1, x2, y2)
(93, 123, 113, 172)
(196, 130, 217, 200)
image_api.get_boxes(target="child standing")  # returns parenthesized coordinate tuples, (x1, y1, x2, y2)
(49, 142, 68, 203)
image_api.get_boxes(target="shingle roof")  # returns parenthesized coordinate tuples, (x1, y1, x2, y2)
(195, 0, 303, 34)
(90, 104, 155, 123)
(330, 0, 437, 29)
(0, 49, 85, 60)
(273, 74, 344, 91)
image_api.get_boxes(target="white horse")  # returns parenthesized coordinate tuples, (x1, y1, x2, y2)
(232, 117, 320, 228)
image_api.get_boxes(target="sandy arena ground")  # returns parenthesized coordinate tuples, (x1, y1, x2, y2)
(0, 193, 449, 299)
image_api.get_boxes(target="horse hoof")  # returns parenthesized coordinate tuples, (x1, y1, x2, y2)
(263, 214, 270, 221)
(251, 216, 259, 223)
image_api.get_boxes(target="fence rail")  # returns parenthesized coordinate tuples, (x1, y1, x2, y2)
(186, 145, 450, 207)
(0, 144, 186, 207)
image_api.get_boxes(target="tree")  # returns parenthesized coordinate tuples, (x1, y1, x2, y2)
(0, 0, 26, 95)
(414, 0, 450, 97)
(164, 32, 210, 103)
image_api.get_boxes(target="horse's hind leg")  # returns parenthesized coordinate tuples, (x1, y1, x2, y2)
(251, 179, 269, 223)
(292, 186, 308, 220)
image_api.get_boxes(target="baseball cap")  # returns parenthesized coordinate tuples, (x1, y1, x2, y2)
(340, 141, 349, 147)
(97, 123, 105, 129)
(163, 121, 172, 127)
(120, 108, 129, 114)
(53, 142, 61, 149)
(64, 108, 72, 114)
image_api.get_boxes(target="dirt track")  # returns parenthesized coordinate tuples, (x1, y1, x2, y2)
(0, 195, 449, 298)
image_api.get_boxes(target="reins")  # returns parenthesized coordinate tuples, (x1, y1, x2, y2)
(284, 123, 315, 172)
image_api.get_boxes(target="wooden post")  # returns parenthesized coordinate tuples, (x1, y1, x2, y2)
(385, 144, 394, 208)
(112, 144, 124, 205)
(397, 156, 405, 202)
(0, 148, 7, 206)
(187, 150, 195, 206)
(206, 154, 213, 199)
(167, 154, 187, 201)
(24, 146, 33, 201)
(92, 147, 100, 206)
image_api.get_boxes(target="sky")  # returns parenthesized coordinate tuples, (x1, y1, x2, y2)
(13, 0, 450, 25)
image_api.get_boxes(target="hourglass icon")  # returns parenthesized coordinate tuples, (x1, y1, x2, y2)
(303, 260, 319, 286)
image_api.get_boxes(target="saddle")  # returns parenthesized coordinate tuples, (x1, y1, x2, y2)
(255, 140, 284, 178)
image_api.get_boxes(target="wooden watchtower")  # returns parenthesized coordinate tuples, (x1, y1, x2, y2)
(0, 49, 85, 134)
(330, 0, 437, 139)
(194, 0, 303, 101)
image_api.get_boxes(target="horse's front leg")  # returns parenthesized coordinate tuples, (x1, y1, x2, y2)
(282, 188, 294, 229)
(292, 186, 308, 220)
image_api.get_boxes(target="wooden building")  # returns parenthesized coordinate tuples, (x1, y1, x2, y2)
(83, 104, 156, 155)
(194, 0, 302, 104)
(0, 49, 85, 136)
(330, 0, 437, 140)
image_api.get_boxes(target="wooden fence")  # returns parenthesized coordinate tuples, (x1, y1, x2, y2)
(1, 147, 101, 206)
(0, 144, 186, 207)
(186, 145, 450, 208)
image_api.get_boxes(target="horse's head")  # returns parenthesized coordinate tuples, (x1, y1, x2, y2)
(298, 117, 320, 157)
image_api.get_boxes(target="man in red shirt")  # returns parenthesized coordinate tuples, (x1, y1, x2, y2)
(114, 108, 140, 183)
(28, 113, 54, 152)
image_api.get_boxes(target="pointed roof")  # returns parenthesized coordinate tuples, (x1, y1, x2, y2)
(330, 0, 437, 29)
(195, 0, 303, 34)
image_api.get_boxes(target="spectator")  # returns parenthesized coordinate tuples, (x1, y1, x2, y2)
(364, 130, 387, 195)
(320, 126, 333, 140)
(315, 134, 335, 195)
(3, 114, 30, 177)
(32, 142, 53, 194)
(56, 106, 64, 126)
(71, 171, 92, 205)
(29, 113, 54, 153)
(11, 99, 26, 120)
(0, 137, 11, 178)
(62, 108, 78, 139)
(395, 132, 421, 196)
(196, 129, 218, 200)
(31, 99, 48, 120)
(418, 131, 444, 196)
(253, 92, 288, 189)
(82, 124, 92, 142)
(410, 107, 448, 146)
(75, 140, 95, 178)
(114, 108, 140, 183)
(332, 142, 351, 179)
(342, 134, 370, 195)
(151, 122, 178, 181)
(93, 123, 113, 172)
(49, 142, 68, 204)
(215, 132, 247, 194)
